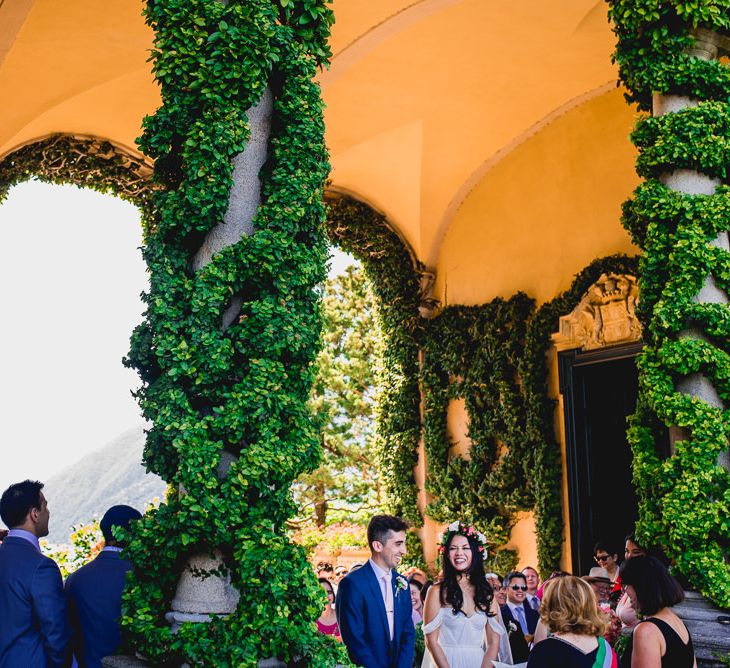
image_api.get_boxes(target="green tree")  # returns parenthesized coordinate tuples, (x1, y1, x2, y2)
(294, 261, 385, 527)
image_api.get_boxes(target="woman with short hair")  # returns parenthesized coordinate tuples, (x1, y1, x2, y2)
(526, 576, 620, 667)
(620, 556, 695, 668)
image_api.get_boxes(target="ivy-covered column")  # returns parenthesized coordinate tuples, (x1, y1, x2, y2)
(118, 1, 345, 666)
(608, 0, 730, 620)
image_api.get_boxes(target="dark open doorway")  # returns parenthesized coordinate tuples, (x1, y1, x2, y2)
(559, 343, 642, 576)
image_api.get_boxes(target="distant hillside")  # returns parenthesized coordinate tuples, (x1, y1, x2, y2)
(44, 425, 166, 544)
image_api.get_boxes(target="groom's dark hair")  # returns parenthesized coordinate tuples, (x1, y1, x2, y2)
(367, 515, 408, 548)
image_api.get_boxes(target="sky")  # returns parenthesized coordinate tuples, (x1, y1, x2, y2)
(0, 181, 354, 492)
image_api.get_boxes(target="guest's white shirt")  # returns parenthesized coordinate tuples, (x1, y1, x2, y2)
(369, 558, 394, 638)
(7, 528, 40, 552)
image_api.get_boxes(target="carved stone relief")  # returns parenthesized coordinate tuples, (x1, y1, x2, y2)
(552, 273, 642, 351)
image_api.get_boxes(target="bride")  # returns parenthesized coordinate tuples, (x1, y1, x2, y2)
(421, 521, 503, 668)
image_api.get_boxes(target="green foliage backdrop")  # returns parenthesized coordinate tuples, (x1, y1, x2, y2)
(295, 264, 385, 527)
(608, 0, 730, 607)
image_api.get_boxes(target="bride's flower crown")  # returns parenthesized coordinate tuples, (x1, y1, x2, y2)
(437, 520, 488, 555)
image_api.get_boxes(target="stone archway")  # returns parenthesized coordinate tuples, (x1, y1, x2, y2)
(0, 134, 156, 207)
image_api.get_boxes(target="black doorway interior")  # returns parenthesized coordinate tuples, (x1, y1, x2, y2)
(559, 344, 642, 576)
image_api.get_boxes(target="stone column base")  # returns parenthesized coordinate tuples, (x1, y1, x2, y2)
(675, 591, 730, 667)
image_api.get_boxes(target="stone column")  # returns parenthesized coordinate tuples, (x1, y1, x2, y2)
(651, 30, 730, 667)
(165, 89, 273, 633)
(653, 32, 730, 472)
(103, 90, 280, 668)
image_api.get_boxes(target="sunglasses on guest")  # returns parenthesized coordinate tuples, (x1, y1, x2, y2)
(594, 554, 613, 562)
(509, 584, 528, 591)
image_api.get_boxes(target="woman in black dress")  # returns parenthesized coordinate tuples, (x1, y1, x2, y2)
(527, 575, 620, 668)
(620, 556, 696, 668)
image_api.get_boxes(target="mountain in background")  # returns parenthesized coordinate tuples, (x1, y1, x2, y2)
(44, 425, 166, 544)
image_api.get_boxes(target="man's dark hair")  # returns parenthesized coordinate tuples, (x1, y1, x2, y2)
(503, 571, 527, 587)
(593, 541, 618, 557)
(0, 480, 44, 529)
(619, 555, 684, 616)
(367, 514, 408, 548)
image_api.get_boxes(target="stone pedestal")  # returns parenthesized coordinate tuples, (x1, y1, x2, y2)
(675, 591, 730, 667)
(165, 551, 240, 632)
(102, 657, 149, 668)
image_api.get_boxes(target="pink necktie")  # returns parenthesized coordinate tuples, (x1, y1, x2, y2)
(382, 573, 394, 640)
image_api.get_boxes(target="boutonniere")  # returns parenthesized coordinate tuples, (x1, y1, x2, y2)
(507, 620, 518, 635)
(394, 575, 408, 598)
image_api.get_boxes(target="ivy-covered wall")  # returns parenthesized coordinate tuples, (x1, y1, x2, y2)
(421, 296, 535, 576)
(609, 0, 730, 608)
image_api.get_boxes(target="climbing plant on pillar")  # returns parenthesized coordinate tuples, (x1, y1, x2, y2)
(120, 0, 346, 665)
(608, 0, 730, 607)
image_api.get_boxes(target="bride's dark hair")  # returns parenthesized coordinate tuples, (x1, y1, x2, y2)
(439, 532, 493, 616)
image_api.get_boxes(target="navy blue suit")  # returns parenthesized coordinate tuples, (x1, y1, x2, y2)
(336, 562, 414, 668)
(0, 536, 71, 667)
(500, 602, 539, 663)
(65, 550, 133, 668)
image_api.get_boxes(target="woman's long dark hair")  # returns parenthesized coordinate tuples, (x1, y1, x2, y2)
(439, 532, 493, 616)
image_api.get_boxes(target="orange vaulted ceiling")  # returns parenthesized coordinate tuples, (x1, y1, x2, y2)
(0, 0, 639, 305)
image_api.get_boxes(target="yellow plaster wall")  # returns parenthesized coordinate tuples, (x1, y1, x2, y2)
(434, 88, 640, 308)
(503, 512, 539, 571)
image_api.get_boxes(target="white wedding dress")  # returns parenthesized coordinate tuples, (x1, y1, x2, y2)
(421, 608, 515, 668)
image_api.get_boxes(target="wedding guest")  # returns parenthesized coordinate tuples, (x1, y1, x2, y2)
(593, 541, 620, 584)
(409, 577, 424, 625)
(403, 566, 427, 587)
(523, 566, 541, 611)
(616, 534, 646, 631)
(0, 480, 71, 667)
(500, 571, 538, 663)
(486, 572, 507, 606)
(65, 505, 143, 668)
(334, 564, 348, 583)
(317, 561, 334, 580)
(582, 571, 621, 645)
(316, 578, 341, 640)
(535, 571, 570, 600)
(620, 556, 695, 668)
(527, 576, 620, 668)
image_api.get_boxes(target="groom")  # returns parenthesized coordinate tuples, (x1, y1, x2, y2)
(336, 515, 415, 668)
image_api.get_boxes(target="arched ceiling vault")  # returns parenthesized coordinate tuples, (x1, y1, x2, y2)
(0, 0, 638, 305)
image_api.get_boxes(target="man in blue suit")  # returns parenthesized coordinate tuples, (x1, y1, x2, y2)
(336, 515, 415, 668)
(0, 480, 71, 667)
(65, 505, 142, 668)
(500, 571, 539, 663)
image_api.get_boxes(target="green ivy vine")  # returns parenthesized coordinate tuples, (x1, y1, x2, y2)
(325, 195, 426, 569)
(421, 295, 535, 576)
(609, 0, 730, 608)
(118, 0, 346, 664)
